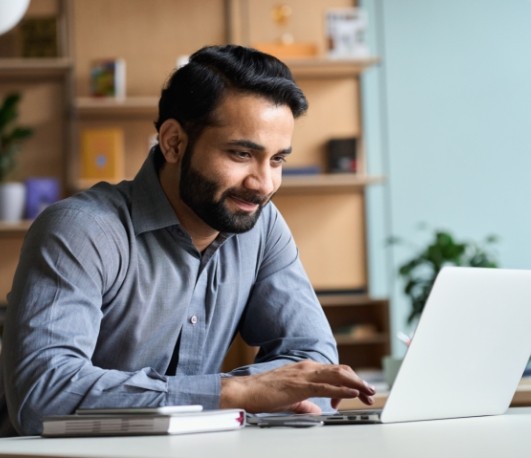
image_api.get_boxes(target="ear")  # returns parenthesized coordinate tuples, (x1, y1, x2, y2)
(158, 119, 188, 164)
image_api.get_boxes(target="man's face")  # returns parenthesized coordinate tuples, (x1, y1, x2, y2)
(178, 93, 294, 233)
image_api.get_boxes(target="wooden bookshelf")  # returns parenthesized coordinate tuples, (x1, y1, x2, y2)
(0, 58, 72, 80)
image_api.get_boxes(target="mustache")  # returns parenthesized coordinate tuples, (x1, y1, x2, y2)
(223, 188, 273, 206)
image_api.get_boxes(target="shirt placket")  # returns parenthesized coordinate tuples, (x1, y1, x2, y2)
(175, 266, 209, 375)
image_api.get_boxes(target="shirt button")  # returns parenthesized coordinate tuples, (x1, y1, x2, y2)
(190, 315, 198, 325)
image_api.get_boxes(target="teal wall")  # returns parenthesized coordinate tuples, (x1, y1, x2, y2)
(361, 0, 531, 354)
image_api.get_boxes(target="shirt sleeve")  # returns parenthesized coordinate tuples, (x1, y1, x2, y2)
(2, 207, 220, 436)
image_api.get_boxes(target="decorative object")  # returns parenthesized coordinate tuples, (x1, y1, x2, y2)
(253, 3, 317, 59)
(0, 181, 25, 222)
(326, 7, 369, 58)
(389, 225, 499, 325)
(25, 177, 60, 219)
(0, 92, 33, 222)
(20, 16, 59, 57)
(0, 0, 31, 35)
(327, 137, 357, 173)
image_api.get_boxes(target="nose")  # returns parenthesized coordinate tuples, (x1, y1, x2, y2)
(243, 164, 277, 196)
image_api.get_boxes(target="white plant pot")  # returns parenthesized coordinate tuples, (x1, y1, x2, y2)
(0, 182, 26, 222)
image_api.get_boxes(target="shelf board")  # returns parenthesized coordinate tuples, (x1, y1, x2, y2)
(0, 58, 72, 80)
(285, 56, 379, 78)
(74, 96, 158, 117)
(334, 333, 389, 346)
(75, 174, 384, 193)
(278, 174, 384, 194)
(0, 220, 32, 235)
(318, 294, 388, 308)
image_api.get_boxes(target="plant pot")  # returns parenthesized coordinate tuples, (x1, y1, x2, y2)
(382, 355, 403, 388)
(0, 182, 26, 222)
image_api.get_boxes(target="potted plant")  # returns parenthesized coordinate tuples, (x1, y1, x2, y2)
(390, 226, 499, 326)
(0, 92, 33, 222)
(380, 227, 499, 387)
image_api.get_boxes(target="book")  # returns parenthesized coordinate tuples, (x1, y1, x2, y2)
(41, 408, 246, 437)
(79, 128, 125, 181)
(282, 165, 322, 176)
(90, 58, 126, 98)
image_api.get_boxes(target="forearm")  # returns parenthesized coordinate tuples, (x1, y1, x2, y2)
(6, 356, 222, 435)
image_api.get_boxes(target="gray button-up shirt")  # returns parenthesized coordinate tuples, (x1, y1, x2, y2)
(0, 151, 338, 435)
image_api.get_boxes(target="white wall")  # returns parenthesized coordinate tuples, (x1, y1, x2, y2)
(362, 0, 531, 354)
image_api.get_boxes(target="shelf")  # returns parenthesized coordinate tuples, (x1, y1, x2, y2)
(318, 294, 388, 308)
(278, 174, 384, 194)
(74, 96, 158, 118)
(75, 174, 383, 193)
(285, 56, 379, 78)
(0, 58, 72, 80)
(0, 220, 32, 235)
(334, 333, 389, 346)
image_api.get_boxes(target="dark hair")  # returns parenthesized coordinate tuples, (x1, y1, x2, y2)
(153, 45, 308, 159)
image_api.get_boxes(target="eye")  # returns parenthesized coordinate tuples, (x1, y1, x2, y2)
(230, 150, 252, 160)
(271, 154, 288, 166)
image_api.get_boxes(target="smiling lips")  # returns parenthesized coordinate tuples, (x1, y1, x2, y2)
(229, 195, 260, 212)
(227, 189, 270, 213)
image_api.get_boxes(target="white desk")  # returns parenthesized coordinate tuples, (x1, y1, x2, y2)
(1, 408, 531, 458)
(339, 376, 531, 410)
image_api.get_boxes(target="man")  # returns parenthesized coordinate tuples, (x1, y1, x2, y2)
(0, 45, 374, 436)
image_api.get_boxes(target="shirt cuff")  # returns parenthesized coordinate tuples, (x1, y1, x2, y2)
(167, 373, 222, 409)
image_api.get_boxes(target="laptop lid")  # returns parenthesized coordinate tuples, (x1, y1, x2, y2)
(381, 266, 531, 423)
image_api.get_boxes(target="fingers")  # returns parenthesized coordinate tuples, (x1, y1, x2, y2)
(308, 363, 376, 398)
(220, 361, 376, 414)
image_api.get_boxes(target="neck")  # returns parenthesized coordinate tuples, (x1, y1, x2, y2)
(159, 163, 219, 253)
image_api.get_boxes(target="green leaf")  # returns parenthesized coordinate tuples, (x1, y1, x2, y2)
(391, 225, 500, 326)
(0, 92, 33, 182)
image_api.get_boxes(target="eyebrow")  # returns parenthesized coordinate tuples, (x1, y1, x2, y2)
(226, 139, 292, 156)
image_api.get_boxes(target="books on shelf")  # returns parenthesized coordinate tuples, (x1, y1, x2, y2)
(80, 128, 125, 182)
(90, 58, 126, 98)
(282, 165, 322, 176)
(42, 407, 246, 437)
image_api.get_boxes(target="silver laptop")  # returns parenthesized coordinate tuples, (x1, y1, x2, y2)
(249, 266, 531, 426)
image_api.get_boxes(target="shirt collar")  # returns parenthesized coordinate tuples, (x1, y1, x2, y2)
(130, 148, 236, 249)
(130, 148, 180, 236)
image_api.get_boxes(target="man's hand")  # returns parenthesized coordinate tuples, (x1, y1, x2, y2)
(220, 360, 376, 414)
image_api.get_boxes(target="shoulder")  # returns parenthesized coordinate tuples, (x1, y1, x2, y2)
(28, 182, 133, 249)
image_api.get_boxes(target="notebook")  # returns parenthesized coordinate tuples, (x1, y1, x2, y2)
(42, 407, 245, 437)
(249, 266, 531, 426)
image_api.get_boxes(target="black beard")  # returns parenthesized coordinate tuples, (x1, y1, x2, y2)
(179, 151, 272, 233)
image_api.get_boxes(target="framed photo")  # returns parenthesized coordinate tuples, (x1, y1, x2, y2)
(326, 8, 369, 58)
